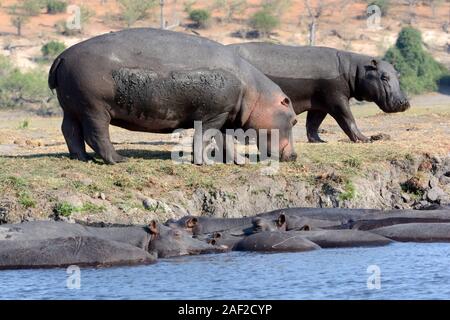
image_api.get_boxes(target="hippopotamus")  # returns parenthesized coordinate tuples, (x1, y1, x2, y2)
(350, 209, 450, 230)
(234, 231, 321, 253)
(166, 215, 254, 236)
(147, 221, 228, 258)
(0, 221, 156, 269)
(0, 221, 227, 269)
(48, 28, 297, 164)
(293, 230, 393, 248)
(370, 223, 450, 242)
(228, 43, 410, 143)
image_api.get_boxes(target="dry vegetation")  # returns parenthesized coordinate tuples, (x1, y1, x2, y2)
(0, 0, 449, 224)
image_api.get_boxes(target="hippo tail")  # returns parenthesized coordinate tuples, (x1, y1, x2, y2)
(48, 57, 63, 93)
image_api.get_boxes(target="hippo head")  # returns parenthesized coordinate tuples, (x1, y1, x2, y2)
(148, 221, 224, 258)
(246, 94, 298, 162)
(356, 59, 410, 113)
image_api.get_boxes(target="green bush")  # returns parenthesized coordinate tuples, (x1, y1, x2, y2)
(41, 40, 66, 58)
(23, 0, 44, 16)
(249, 9, 279, 37)
(384, 27, 449, 95)
(367, 0, 390, 16)
(118, 0, 156, 27)
(189, 9, 211, 28)
(0, 55, 52, 109)
(46, 0, 67, 14)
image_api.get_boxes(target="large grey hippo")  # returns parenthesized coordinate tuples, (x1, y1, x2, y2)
(228, 43, 410, 143)
(48, 28, 297, 164)
(0, 221, 225, 269)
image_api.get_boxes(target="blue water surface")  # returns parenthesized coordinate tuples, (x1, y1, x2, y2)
(1, 242, 450, 300)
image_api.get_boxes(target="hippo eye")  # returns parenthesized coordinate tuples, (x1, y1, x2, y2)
(381, 74, 390, 82)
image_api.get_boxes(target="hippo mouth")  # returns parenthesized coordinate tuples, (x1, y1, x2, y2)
(280, 142, 297, 162)
(381, 99, 411, 113)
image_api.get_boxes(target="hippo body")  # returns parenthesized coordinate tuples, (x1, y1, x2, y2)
(295, 230, 393, 248)
(49, 28, 297, 164)
(0, 222, 155, 269)
(229, 43, 410, 143)
(370, 223, 450, 242)
(166, 216, 254, 236)
(234, 231, 321, 253)
(0, 221, 226, 269)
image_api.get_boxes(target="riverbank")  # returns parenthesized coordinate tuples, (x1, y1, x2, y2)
(0, 93, 449, 225)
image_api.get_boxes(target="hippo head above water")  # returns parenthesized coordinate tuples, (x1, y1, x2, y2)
(356, 59, 410, 113)
(147, 221, 227, 258)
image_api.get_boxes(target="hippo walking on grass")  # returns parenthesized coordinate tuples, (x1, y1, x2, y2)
(48, 28, 297, 164)
(229, 43, 410, 143)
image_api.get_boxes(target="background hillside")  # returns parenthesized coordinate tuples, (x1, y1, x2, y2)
(0, 0, 448, 71)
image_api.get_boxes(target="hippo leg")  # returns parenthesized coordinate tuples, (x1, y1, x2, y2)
(330, 103, 370, 143)
(306, 110, 327, 143)
(61, 112, 92, 162)
(222, 133, 247, 165)
(193, 113, 229, 165)
(81, 108, 128, 165)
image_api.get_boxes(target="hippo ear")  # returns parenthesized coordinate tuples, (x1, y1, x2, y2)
(366, 59, 379, 71)
(186, 217, 198, 228)
(281, 97, 291, 107)
(277, 214, 286, 228)
(149, 221, 159, 235)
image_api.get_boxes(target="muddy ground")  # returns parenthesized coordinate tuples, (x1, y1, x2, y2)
(0, 93, 449, 225)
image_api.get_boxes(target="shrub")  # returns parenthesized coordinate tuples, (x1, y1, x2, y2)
(367, 0, 390, 16)
(46, 0, 67, 14)
(117, 0, 156, 27)
(41, 40, 66, 58)
(384, 27, 449, 95)
(23, 0, 44, 16)
(248, 9, 279, 38)
(0, 55, 52, 109)
(54, 202, 76, 217)
(189, 9, 211, 29)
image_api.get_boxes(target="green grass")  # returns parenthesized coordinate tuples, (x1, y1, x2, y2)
(339, 180, 357, 201)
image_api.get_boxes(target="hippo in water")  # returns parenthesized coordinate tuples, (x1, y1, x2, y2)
(228, 43, 410, 143)
(0, 221, 226, 269)
(48, 28, 297, 164)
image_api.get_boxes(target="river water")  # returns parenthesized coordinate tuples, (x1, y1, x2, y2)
(1, 243, 450, 300)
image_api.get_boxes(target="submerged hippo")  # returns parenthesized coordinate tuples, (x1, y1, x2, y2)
(234, 231, 321, 253)
(0, 221, 155, 269)
(49, 28, 297, 164)
(0, 221, 226, 269)
(229, 43, 410, 143)
(370, 223, 450, 242)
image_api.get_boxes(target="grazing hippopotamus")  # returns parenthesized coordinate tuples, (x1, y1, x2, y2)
(234, 231, 321, 253)
(370, 223, 450, 242)
(48, 28, 297, 164)
(228, 43, 410, 143)
(0, 221, 156, 269)
(147, 221, 228, 258)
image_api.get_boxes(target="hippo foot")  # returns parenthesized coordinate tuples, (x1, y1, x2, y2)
(308, 138, 327, 143)
(69, 153, 95, 162)
(354, 136, 371, 143)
